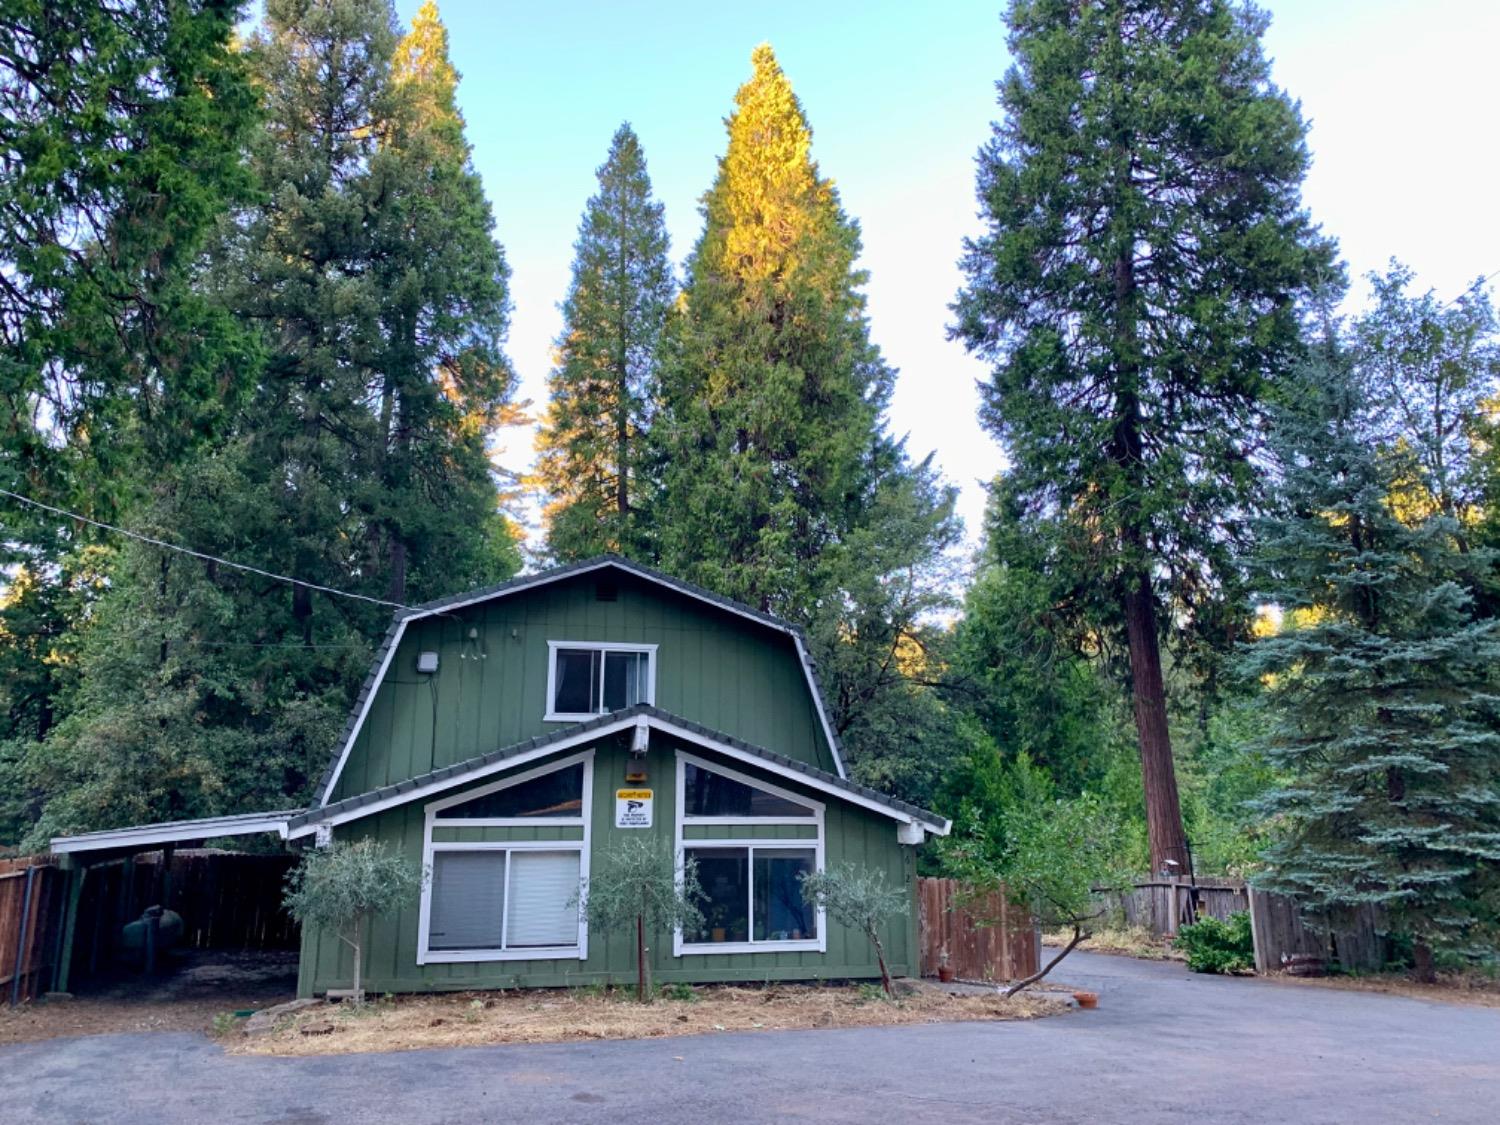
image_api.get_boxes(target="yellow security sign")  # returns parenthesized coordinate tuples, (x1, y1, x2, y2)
(615, 788, 653, 829)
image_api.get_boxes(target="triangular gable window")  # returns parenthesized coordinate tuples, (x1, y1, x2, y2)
(436, 762, 584, 820)
(682, 761, 816, 819)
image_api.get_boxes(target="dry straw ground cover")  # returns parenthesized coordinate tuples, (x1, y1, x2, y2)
(230, 981, 1063, 1056)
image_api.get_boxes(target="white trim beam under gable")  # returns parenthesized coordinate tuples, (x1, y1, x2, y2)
(316, 558, 848, 806)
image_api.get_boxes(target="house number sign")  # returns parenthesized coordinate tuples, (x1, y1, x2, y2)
(615, 788, 653, 828)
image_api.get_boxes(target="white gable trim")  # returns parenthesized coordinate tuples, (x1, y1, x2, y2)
(293, 712, 943, 841)
(649, 717, 941, 833)
(317, 559, 847, 805)
(290, 717, 638, 839)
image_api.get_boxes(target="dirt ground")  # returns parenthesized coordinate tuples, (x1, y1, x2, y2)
(1266, 967, 1500, 1008)
(0, 950, 298, 1046)
(1045, 926, 1185, 962)
(229, 980, 1067, 1057)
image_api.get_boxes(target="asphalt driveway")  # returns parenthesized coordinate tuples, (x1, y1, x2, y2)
(4, 950, 1496, 1124)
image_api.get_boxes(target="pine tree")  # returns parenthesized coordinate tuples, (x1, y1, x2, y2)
(952, 0, 1336, 873)
(534, 123, 672, 561)
(371, 0, 520, 600)
(1245, 324, 1500, 980)
(655, 45, 960, 790)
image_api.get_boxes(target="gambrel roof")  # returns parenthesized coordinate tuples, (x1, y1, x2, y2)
(292, 704, 949, 839)
(312, 555, 851, 805)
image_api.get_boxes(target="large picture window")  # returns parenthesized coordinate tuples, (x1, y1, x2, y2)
(546, 642, 656, 720)
(675, 753, 825, 955)
(419, 751, 593, 964)
(683, 846, 818, 945)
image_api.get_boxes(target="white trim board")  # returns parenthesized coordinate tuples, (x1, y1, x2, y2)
(316, 558, 848, 805)
(52, 813, 292, 855)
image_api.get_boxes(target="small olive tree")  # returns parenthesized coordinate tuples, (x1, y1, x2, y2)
(800, 863, 909, 997)
(574, 836, 703, 1001)
(283, 839, 425, 1005)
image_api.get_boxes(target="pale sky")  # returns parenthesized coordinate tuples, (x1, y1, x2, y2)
(406, 0, 1500, 547)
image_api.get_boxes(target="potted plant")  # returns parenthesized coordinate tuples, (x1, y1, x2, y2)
(710, 905, 728, 944)
(937, 946, 955, 983)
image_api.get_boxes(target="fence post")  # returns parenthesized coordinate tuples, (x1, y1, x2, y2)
(9, 865, 37, 1006)
(54, 865, 85, 994)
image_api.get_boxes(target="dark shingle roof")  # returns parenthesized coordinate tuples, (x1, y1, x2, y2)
(291, 705, 947, 834)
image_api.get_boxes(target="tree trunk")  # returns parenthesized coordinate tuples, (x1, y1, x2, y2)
(343, 924, 365, 1006)
(1123, 572, 1189, 875)
(1004, 923, 1087, 999)
(1412, 939, 1435, 984)
(636, 912, 647, 1002)
(388, 536, 407, 605)
(870, 929, 893, 997)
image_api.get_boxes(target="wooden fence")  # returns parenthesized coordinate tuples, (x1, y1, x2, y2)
(918, 877, 1040, 982)
(1097, 877, 1250, 937)
(0, 857, 67, 1005)
(1247, 887, 1387, 974)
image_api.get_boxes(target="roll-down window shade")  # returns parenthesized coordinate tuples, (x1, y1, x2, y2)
(505, 851, 581, 948)
(429, 852, 505, 951)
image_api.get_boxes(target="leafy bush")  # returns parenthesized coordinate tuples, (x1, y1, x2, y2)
(1175, 911, 1254, 974)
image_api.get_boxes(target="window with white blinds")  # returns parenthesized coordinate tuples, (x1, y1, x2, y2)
(426, 847, 582, 957)
(505, 851, 581, 948)
(428, 852, 506, 951)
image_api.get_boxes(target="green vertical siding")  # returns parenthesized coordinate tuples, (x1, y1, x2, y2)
(330, 571, 837, 803)
(300, 736, 917, 996)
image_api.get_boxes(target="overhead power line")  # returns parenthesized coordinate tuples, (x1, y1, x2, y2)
(0, 486, 412, 612)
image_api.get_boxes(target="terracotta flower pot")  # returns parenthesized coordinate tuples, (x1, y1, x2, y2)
(938, 966, 955, 983)
(1072, 990, 1099, 1009)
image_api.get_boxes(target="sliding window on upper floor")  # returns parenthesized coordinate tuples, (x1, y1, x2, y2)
(545, 641, 657, 721)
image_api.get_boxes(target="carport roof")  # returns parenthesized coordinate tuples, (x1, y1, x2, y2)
(50, 810, 298, 855)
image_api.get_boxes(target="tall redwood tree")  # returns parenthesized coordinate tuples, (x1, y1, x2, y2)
(953, 0, 1335, 872)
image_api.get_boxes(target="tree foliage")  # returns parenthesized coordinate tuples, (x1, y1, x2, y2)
(952, 0, 1336, 873)
(535, 123, 673, 561)
(940, 742, 1132, 993)
(8, 0, 521, 844)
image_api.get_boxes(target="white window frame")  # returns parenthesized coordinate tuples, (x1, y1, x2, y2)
(544, 641, 658, 722)
(417, 750, 593, 964)
(674, 751, 826, 956)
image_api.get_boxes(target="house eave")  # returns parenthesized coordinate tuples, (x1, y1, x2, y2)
(289, 705, 949, 841)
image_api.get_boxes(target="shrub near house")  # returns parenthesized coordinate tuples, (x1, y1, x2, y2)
(273, 558, 948, 996)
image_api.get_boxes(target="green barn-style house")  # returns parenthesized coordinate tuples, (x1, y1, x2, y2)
(50, 558, 949, 995)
